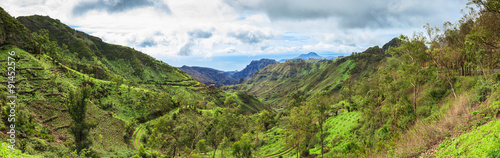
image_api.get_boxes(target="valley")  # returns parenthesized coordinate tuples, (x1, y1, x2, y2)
(0, 0, 499, 158)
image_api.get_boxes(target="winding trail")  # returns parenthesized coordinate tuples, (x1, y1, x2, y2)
(133, 124, 146, 150)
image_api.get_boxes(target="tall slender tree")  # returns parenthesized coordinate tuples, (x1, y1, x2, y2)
(286, 106, 314, 158)
(66, 84, 97, 154)
(311, 91, 330, 158)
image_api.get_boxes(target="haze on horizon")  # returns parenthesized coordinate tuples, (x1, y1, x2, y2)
(2, 0, 468, 71)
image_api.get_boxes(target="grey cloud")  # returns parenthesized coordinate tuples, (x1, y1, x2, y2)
(229, 30, 272, 44)
(188, 29, 213, 39)
(177, 29, 213, 56)
(179, 40, 194, 56)
(139, 38, 157, 47)
(223, 0, 465, 28)
(72, 0, 171, 16)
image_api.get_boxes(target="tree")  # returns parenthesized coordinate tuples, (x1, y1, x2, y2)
(206, 112, 223, 158)
(387, 35, 430, 115)
(286, 92, 305, 112)
(286, 106, 315, 158)
(32, 29, 60, 55)
(66, 84, 97, 154)
(224, 96, 235, 107)
(219, 137, 229, 158)
(197, 139, 207, 154)
(468, 0, 500, 14)
(232, 133, 253, 158)
(311, 91, 330, 158)
(257, 110, 274, 131)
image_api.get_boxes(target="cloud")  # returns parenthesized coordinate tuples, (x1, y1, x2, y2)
(139, 37, 157, 47)
(188, 29, 213, 39)
(2, 0, 467, 71)
(179, 40, 194, 56)
(229, 29, 273, 44)
(176, 29, 214, 56)
(222, 0, 466, 28)
(72, 0, 171, 16)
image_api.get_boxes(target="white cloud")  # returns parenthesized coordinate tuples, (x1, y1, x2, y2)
(0, 0, 469, 70)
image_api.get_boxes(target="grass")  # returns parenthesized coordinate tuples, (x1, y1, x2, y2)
(434, 118, 500, 157)
(0, 142, 42, 158)
(259, 127, 288, 157)
(0, 45, 207, 157)
(311, 111, 361, 155)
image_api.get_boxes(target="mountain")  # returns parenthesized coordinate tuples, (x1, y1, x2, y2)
(231, 58, 279, 79)
(279, 52, 336, 62)
(221, 70, 238, 77)
(17, 15, 193, 83)
(178, 65, 238, 86)
(0, 7, 36, 52)
(0, 8, 268, 157)
(179, 58, 277, 86)
(224, 45, 386, 107)
(3, 1, 500, 157)
(297, 52, 323, 59)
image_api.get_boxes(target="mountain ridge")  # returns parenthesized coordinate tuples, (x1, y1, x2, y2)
(232, 58, 279, 80)
(279, 52, 336, 62)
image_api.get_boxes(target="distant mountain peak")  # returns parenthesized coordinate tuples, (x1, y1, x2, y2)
(297, 52, 322, 59)
(280, 52, 325, 62)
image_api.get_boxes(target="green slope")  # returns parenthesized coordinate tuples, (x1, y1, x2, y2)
(17, 15, 195, 83)
(0, 142, 42, 158)
(434, 102, 500, 157)
(224, 45, 385, 108)
(0, 7, 268, 157)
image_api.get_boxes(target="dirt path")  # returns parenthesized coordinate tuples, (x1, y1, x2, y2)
(133, 124, 146, 150)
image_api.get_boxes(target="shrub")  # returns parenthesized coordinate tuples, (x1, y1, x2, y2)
(343, 142, 359, 153)
(477, 83, 491, 102)
(301, 149, 310, 157)
(430, 87, 447, 101)
(416, 105, 431, 118)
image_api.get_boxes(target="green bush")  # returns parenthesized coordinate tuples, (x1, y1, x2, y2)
(343, 142, 359, 153)
(430, 87, 447, 101)
(477, 83, 491, 102)
(416, 105, 431, 118)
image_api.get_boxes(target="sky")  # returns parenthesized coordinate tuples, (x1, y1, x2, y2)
(2, 0, 468, 71)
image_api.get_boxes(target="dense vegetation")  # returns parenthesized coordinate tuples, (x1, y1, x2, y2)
(0, 0, 499, 157)
(0, 6, 267, 157)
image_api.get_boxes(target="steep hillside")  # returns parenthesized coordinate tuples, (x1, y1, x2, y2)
(0, 8, 268, 157)
(17, 15, 193, 84)
(178, 65, 238, 86)
(224, 44, 387, 108)
(1, 0, 498, 157)
(232, 58, 279, 79)
(0, 7, 35, 52)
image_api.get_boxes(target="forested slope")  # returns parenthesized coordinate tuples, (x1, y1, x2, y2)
(0, 7, 268, 157)
(0, 0, 498, 157)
